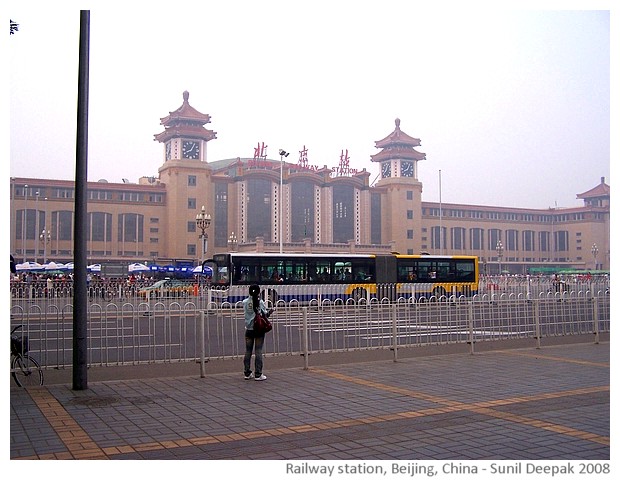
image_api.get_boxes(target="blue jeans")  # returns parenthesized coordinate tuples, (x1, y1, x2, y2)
(244, 330, 265, 377)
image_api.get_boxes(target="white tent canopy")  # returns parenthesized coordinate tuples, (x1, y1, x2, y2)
(192, 265, 213, 274)
(45, 261, 65, 271)
(128, 262, 150, 273)
(15, 261, 43, 272)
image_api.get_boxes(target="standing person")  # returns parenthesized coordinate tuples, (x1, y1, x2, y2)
(243, 284, 272, 381)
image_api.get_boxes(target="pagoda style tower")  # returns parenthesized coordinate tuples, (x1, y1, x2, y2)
(371, 118, 426, 180)
(154, 90, 217, 163)
(154, 91, 217, 261)
(371, 119, 425, 254)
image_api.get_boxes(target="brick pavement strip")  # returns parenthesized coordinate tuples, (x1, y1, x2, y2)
(10, 342, 609, 460)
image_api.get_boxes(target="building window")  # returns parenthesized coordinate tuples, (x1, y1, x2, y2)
(506, 229, 519, 251)
(87, 212, 112, 242)
(522, 230, 535, 251)
(407, 210, 413, 220)
(118, 213, 144, 243)
(407, 229, 414, 239)
(539, 231, 550, 252)
(470, 228, 484, 251)
(406, 191, 413, 200)
(333, 184, 354, 243)
(247, 178, 272, 242)
(187, 244, 197, 256)
(555, 231, 569, 251)
(488, 229, 502, 250)
(54, 188, 74, 199)
(291, 181, 315, 242)
(451, 227, 466, 250)
(188, 221, 196, 233)
(188, 175, 197, 186)
(53, 211, 73, 241)
(188, 198, 196, 209)
(371, 193, 382, 245)
(214, 181, 229, 248)
(431, 226, 446, 250)
(119, 192, 143, 202)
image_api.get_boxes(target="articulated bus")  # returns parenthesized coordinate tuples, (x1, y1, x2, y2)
(205, 253, 479, 304)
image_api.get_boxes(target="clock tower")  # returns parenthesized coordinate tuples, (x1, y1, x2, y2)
(371, 118, 426, 254)
(154, 90, 217, 163)
(154, 91, 218, 261)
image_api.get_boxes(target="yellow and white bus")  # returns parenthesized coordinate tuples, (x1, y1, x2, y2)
(206, 253, 479, 304)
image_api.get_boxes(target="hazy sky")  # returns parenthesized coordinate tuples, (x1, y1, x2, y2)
(7, 0, 614, 210)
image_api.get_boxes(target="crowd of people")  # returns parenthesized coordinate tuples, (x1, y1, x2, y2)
(10, 272, 200, 299)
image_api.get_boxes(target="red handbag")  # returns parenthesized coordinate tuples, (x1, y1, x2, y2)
(253, 312, 272, 335)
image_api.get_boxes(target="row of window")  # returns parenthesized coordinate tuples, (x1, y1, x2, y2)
(15, 187, 164, 203)
(423, 208, 587, 223)
(423, 227, 571, 252)
(16, 211, 146, 243)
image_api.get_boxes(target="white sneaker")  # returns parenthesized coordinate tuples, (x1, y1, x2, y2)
(254, 374, 267, 381)
(244, 372, 254, 380)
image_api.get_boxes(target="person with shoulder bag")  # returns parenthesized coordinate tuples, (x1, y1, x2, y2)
(243, 284, 273, 381)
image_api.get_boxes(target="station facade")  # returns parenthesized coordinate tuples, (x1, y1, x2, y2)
(10, 92, 610, 274)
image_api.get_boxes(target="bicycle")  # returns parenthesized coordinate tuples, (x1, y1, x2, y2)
(11, 325, 44, 387)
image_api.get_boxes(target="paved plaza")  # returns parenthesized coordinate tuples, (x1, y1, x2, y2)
(9, 340, 609, 474)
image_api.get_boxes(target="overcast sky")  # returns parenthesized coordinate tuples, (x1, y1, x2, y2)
(7, 0, 615, 210)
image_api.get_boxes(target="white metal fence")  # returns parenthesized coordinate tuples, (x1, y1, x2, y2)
(10, 281, 610, 372)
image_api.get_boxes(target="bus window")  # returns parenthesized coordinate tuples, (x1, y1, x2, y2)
(316, 262, 331, 282)
(233, 257, 260, 284)
(351, 258, 375, 282)
(456, 260, 475, 281)
(436, 261, 451, 281)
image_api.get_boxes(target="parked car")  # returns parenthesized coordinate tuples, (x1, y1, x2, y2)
(138, 279, 194, 298)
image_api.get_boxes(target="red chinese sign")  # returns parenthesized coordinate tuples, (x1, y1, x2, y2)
(331, 149, 358, 176)
(296, 145, 319, 172)
(248, 141, 271, 169)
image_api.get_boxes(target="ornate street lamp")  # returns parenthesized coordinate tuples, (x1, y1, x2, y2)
(195, 205, 211, 263)
(496, 239, 504, 275)
(591, 243, 599, 271)
(40, 229, 51, 263)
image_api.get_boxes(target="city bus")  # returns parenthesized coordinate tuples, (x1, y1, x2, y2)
(204, 253, 479, 304)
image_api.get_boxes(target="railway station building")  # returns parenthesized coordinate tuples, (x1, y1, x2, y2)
(10, 91, 610, 275)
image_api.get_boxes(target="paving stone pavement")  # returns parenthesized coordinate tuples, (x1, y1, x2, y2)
(9, 341, 609, 473)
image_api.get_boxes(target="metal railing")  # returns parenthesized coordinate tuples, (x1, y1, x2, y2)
(10, 282, 610, 372)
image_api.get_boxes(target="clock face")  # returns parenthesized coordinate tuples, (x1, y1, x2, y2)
(381, 162, 391, 178)
(182, 140, 200, 159)
(165, 142, 172, 161)
(401, 161, 413, 177)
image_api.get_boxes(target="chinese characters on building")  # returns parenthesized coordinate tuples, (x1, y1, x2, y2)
(247, 143, 357, 177)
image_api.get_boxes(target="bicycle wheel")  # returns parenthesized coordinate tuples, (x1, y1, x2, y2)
(11, 355, 44, 387)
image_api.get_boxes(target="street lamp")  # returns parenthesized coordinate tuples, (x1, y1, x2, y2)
(228, 231, 238, 252)
(591, 244, 599, 271)
(278, 149, 289, 254)
(496, 239, 504, 275)
(34, 191, 40, 262)
(195, 205, 211, 263)
(40, 229, 51, 263)
(22, 184, 29, 261)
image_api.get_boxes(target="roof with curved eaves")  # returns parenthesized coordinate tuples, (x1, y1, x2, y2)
(576, 178, 610, 199)
(374, 118, 422, 148)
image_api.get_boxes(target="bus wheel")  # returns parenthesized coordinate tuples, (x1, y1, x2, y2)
(352, 287, 367, 303)
(266, 288, 279, 305)
(432, 286, 446, 301)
